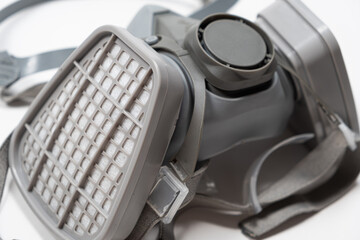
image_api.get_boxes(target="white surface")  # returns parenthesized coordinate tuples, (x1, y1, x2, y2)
(0, 0, 359, 239)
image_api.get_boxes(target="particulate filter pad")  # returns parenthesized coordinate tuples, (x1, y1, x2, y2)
(9, 26, 184, 240)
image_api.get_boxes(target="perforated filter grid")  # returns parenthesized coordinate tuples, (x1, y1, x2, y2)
(19, 34, 154, 238)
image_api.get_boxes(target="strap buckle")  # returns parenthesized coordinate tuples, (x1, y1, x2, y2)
(147, 166, 189, 224)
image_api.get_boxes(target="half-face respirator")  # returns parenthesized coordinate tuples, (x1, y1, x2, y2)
(0, 0, 359, 239)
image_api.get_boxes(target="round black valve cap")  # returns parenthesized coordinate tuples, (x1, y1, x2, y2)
(202, 19, 267, 69)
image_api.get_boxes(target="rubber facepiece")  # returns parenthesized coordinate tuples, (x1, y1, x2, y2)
(9, 26, 184, 240)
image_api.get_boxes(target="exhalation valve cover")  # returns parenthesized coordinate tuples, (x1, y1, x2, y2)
(9, 26, 184, 240)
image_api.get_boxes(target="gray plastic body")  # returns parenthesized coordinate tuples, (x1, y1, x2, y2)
(199, 69, 294, 160)
(128, 6, 295, 160)
(257, 0, 359, 140)
(9, 26, 184, 240)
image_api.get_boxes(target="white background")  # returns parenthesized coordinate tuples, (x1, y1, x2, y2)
(0, 0, 359, 239)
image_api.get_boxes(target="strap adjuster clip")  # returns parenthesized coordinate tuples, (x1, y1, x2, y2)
(147, 166, 189, 224)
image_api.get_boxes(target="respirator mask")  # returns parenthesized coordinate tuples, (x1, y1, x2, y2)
(0, 0, 359, 239)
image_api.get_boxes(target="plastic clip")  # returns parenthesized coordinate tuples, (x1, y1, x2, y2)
(147, 166, 189, 224)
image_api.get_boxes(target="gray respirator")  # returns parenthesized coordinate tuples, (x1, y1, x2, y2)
(0, 0, 359, 239)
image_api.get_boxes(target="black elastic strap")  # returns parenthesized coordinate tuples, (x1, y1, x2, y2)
(0, 0, 76, 103)
(168, 128, 353, 239)
(0, 0, 53, 23)
(239, 128, 359, 238)
(0, 0, 55, 87)
(0, 0, 73, 83)
(258, 129, 347, 207)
